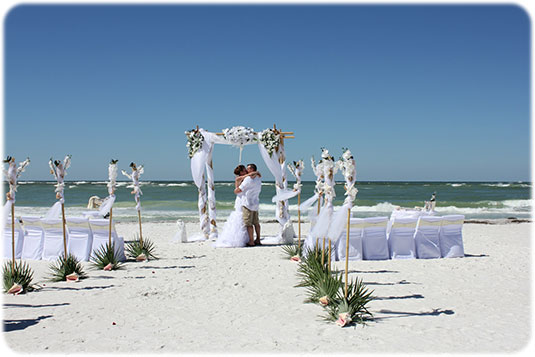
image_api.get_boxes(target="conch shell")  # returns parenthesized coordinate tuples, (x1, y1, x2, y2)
(318, 296, 329, 306)
(7, 283, 23, 295)
(290, 255, 301, 262)
(136, 253, 147, 262)
(66, 273, 79, 282)
(103, 263, 113, 271)
(335, 312, 352, 327)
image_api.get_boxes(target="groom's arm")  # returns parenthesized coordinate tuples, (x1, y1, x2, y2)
(234, 176, 251, 194)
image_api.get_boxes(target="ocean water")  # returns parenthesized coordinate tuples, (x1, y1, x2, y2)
(4, 181, 532, 223)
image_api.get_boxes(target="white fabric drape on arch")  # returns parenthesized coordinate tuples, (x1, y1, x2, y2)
(258, 140, 294, 244)
(189, 129, 219, 241)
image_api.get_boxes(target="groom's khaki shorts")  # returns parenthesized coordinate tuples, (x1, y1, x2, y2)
(242, 206, 259, 226)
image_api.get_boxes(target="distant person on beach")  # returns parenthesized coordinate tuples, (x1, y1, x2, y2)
(235, 163, 262, 246)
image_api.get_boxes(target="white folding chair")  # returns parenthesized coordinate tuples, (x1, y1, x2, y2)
(66, 217, 93, 261)
(89, 219, 125, 261)
(361, 216, 390, 260)
(388, 217, 418, 259)
(414, 216, 442, 259)
(20, 216, 45, 260)
(439, 215, 465, 258)
(41, 219, 67, 261)
(335, 218, 365, 261)
(4, 218, 25, 259)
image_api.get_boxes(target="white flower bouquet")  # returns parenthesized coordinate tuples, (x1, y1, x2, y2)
(222, 126, 256, 147)
(259, 128, 281, 157)
(186, 130, 204, 158)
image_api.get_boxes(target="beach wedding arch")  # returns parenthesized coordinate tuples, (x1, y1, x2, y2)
(185, 125, 295, 243)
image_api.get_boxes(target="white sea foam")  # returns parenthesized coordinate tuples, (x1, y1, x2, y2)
(447, 183, 466, 187)
(166, 183, 190, 187)
(482, 183, 511, 188)
(74, 181, 88, 184)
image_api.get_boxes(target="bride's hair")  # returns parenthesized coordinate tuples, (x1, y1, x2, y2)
(234, 165, 246, 176)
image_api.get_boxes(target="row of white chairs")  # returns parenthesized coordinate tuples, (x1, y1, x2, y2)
(320, 215, 464, 261)
(4, 217, 126, 262)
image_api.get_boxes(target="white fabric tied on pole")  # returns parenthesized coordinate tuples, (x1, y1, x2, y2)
(99, 161, 119, 217)
(45, 201, 62, 220)
(328, 202, 352, 244)
(49, 155, 70, 202)
(98, 194, 116, 217)
(299, 193, 319, 211)
(121, 165, 143, 212)
(271, 188, 299, 202)
(203, 130, 218, 239)
(258, 136, 293, 244)
(189, 128, 217, 239)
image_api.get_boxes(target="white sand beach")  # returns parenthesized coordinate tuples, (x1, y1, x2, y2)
(2, 221, 531, 353)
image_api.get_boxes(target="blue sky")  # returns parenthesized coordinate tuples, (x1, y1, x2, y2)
(3, 5, 531, 181)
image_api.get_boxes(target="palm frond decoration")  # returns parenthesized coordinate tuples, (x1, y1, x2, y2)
(304, 270, 343, 306)
(295, 246, 330, 288)
(125, 235, 157, 261)
(323, 277, 374, 327)
(281, 243, 302, 260)
(90, 243, 123, 270)
(48, 254, 87, 282)
(3, 260, 34, 294)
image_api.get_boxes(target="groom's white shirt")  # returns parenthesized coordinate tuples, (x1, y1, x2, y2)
(239, 176, 262, 211)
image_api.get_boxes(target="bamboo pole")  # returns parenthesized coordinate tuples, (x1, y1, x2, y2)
(328, 238, 331, 273)
(321, 237, 325, 265)
(317, 192, 322, 214)
(11, 203, 15, 270)
(108, 208, 113, 246)
(315, 239, 318, 258)
(344, 207, 351, 298)
(138, 210, 143, 245)
(297, 191, 301, 250)
(61, 203, 67, 257)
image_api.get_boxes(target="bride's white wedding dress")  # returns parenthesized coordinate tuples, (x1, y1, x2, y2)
(214, 193, 249, 248)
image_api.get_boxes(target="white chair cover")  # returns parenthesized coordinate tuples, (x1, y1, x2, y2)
(89, 219, 125, 261)
(41, 219, 67, 261)
(439, 215, 465, 258)
(414, 216, 442, 259)
(361, 216, 389, 260)
(66, 217, 93, 261)
(335, 218, 365, 261)
(388, 217, 417, 259)
(4, 218, 25, 259)
(20, 216, 45, 260)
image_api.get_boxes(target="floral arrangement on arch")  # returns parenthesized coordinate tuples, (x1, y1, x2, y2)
(259, 128, 281, 157)
(222, 126, 256, 147)
(186, 129, 204, 158)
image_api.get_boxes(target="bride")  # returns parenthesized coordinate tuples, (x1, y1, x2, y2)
(214, 165, 261, 248)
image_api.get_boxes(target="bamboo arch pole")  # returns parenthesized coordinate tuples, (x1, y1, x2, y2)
(11, 204, 15, 270)
(344, 207, 351, 298)
(61, 202, 67, 257)
(297, 191, 301, 250)
(138, 210, 143, 246)
(108, 208, 113, 246)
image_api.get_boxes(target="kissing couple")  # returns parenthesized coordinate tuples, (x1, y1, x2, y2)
(214, 163, 263, 248)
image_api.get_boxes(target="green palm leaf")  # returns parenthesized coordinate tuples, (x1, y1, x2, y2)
(3, 260, 34, 293)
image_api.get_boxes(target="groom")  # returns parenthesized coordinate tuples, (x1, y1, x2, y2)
(235, 163, 262, 246)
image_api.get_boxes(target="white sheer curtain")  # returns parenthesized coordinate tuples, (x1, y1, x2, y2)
(258, 139, 294, 244)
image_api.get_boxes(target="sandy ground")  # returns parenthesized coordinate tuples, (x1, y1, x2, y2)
(2, 221, 532, 354)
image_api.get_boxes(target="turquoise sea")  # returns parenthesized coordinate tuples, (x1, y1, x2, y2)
(4, 181, 532, 223)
